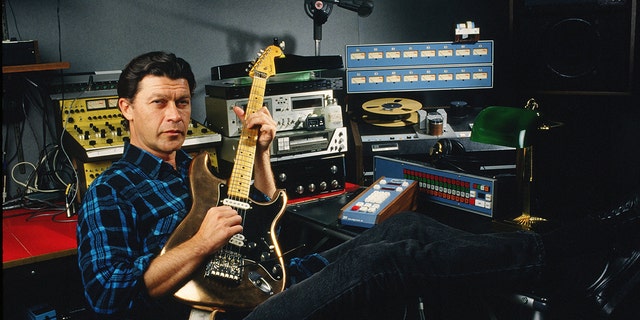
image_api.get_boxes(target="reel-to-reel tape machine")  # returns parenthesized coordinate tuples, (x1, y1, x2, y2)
(348, 96, 484, 185)
(360, 97, 422, 127)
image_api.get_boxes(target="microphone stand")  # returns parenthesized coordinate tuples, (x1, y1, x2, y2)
(312, 5, 329, 56)
(306, 0, 373, 56)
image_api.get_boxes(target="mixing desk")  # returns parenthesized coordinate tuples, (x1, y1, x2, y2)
(58, 95, 221, 161)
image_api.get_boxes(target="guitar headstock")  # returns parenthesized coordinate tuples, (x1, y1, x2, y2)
(248, 41, 285, 79)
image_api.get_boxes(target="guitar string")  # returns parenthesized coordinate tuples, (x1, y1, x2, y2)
(226, 75, 266, 264)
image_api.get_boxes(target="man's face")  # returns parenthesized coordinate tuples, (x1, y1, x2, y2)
(119, 75, 192, 160)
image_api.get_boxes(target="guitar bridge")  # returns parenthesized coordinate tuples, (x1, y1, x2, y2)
(204, 249, 244, 282)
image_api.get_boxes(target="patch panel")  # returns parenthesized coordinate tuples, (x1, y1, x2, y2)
(346, 40, 493, 69)
(346, 65, 493, 93)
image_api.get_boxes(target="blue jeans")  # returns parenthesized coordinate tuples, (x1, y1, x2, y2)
(244, 212, 545, 319)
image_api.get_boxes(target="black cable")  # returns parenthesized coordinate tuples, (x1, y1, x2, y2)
(57, 0, 61, 62)
(57, 0, 65, 102)
(6, 0, 21, 40)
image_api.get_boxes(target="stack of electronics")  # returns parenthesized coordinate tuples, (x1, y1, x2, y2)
(343, 40, 517, 216)
(343, 40, 509, 184)
(51, 72, 222, 199)
(207, 54, 349, 203)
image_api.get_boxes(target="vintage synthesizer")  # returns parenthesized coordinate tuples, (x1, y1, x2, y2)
(373, 156, 516, 219)
(339, 176, 417, 228)
(58, 95, 221, 161)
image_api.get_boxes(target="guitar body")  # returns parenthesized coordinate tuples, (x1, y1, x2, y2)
(162, 152, 287, 311)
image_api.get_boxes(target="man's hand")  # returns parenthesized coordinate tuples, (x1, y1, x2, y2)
(194, 206, 243, 254)
(232, 105, 278, 200)
(233, 106, 277, 152)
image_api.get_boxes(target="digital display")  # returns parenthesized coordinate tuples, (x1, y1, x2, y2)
(237, 98, 271, 111)
(291, 97, 323, 110)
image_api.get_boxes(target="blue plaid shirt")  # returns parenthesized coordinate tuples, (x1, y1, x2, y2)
(77, 142, 194, 318)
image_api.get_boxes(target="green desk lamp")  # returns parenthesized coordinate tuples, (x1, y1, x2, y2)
(471, 99, 550, 228)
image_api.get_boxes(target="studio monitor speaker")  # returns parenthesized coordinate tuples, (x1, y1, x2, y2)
(511, 0, 636, 94)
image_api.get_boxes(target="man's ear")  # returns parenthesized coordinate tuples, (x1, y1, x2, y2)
(119, 98, 133, 121)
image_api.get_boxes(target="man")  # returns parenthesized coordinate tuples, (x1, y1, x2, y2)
(77, 51, 278, 318)
(78, 51, 639, 320)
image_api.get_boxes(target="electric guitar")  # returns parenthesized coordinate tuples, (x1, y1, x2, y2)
(161, 41, 288, 313)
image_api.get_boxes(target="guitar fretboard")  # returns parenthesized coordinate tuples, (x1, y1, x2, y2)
(227, 76, 267, 200)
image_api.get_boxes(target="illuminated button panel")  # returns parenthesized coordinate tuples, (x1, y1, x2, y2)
(374, 156, 500, 218)
(346, 40, 493, 69)
(345, 40, 493, 93)
(347, 66, 492, 93)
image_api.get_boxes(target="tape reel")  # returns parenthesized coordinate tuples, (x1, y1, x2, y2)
(361, 98, 422, 127)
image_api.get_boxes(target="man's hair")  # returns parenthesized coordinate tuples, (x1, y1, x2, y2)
(117, 51, 196, 100)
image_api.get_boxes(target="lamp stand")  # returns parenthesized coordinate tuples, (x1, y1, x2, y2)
(512, 145, 547, 229)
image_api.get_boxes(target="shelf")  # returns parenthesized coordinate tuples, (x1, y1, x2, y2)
(2, 61, 70, 74)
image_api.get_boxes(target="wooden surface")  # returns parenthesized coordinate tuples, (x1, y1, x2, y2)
(2, 61, 70, 74)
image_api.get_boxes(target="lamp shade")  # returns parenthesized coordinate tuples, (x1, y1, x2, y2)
(470, 106, 541, 148)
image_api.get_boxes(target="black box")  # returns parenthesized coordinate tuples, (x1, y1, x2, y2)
(2, 40, 40, 66)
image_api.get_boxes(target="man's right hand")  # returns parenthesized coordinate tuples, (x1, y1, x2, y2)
(194, 205, 243, 254)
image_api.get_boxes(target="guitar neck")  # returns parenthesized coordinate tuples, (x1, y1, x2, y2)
(227, 76, 268, 200)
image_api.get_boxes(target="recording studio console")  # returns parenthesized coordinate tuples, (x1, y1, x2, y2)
(339, 176, 418, 228)
(58, 95, 222, 162)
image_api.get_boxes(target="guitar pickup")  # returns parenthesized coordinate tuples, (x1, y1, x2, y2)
(222, 198, 252, 210)
(229, 234, 246, 247)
